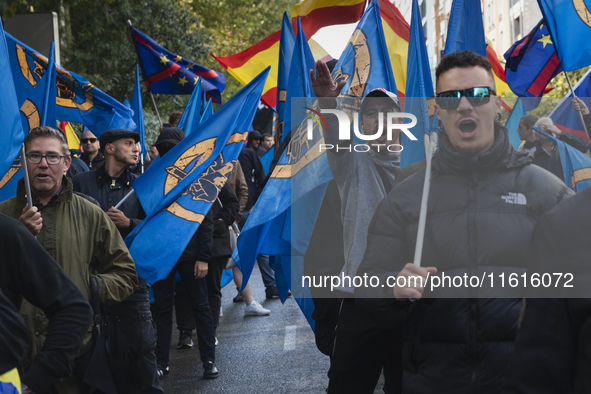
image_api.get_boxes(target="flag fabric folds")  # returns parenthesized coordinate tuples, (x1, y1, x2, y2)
(536, 0, 591, 72)
(400, 0, 436, 168)
(275, 12, 297, 143)
(60, 121, 81, 150)
(0, 21, 26, 201)
(535, 128, 591, 192)
(234, 0, 398, 327)
(131, 65, 148, 159)
(548, 68, 591, 140)
(504, 98, 527, 150)
(504, 19, 562, 110)
(5, 32, 135, 137)
(378, 0, 410, 97)
(176, 78, 202, 137)
(131, 26, 225, 104)
(0, 39, 57, 202)
(443, 0, 487, 58)
(486, 43, 511, 96)
(213, 0, 364, 107)
(125, 68, 269, 284)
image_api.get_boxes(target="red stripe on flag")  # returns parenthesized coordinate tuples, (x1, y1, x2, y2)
(487, 45, 508, 83)
(261, 87, 277, 108)
(526, 53, 559, 97)
(213, 30, 282, 70)
(194, 70, 219, 79)
(294, 1, 368, 37)
(379, 0, 411, 41)
(555, 123, 590, 141)
(146, 63, 182, 86)
(132, 31, 154, 50)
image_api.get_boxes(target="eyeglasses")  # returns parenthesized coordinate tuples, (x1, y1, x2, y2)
(81, 138, 97, 143)
(435, 87, 496, 109)
(25, 153, 67, 165)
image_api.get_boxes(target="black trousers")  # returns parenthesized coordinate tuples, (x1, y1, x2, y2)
(327, 299, 403, 394)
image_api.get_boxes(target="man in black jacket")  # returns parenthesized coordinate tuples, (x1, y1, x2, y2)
(72, 129, 163, 393)
(358, 51, 572, 393)
(0, 214, 91, 394)
(150, 127, 218, 380)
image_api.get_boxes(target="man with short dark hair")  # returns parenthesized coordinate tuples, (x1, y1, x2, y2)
(80, 129, 104, 170)
(517, 114, 538, 154)
(72, 129, 162, 393)
(358, 51, 572, 393)
(0, 126, 138, 393)
(258, 133, 275, 157)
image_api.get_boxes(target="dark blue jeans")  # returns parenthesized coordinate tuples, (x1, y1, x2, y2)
(152, 260, 215, 366)
(239, 211, 276, 289)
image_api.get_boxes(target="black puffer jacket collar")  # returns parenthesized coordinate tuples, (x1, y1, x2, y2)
(433, 123, 532, 175)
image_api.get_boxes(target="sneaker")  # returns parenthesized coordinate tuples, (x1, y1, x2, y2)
(203, 361, 219, 379)
(244, 301, 271, 316)
(233, 293, 244, 303)
(219, 306, 223, 316)
(177, 330, 193, 349)
(215, 337, 219, 346)
(157, 365, 169, 379)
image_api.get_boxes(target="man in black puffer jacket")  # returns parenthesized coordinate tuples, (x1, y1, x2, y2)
(357, 51, 572, 393)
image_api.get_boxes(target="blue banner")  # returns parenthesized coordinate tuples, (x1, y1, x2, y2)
(5, 32, 135, 137)
(126, 68, 269, 284)
(443, 0, 487, 58)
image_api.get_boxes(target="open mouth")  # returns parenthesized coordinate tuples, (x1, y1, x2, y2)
(36, 173, 50, 180)
(458, 119, 477, 134)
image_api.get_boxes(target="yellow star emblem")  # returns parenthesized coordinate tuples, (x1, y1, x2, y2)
(186, 63, 194, 70)
(178, 76, 188, 86)
(175, 55, 183, 62)
(159, 54, 169, 65)
(538, 34, 553, 49)
(194, 77, 199, 85)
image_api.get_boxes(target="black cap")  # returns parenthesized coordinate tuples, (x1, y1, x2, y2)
(155, 127, 185, 147)
(100, 129, 140, 150)
(249, 130, 263, 141)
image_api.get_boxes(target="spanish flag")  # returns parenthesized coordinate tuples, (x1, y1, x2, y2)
(486, 42, 511, 96)
(379, 0, 410, 97)
(60, 121, 81, 150)
(213, 0, 367, 107)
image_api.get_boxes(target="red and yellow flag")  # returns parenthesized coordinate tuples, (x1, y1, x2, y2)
(213, 0, 367, 107)
(60, 121, 81, 150)
(379, 0, 410, 97)
(486, 42, 510, 96)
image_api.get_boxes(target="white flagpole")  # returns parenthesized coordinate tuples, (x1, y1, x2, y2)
(412, 131, 438, 267)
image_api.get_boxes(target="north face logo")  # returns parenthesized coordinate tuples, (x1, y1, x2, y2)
(501, 192, 527, 205)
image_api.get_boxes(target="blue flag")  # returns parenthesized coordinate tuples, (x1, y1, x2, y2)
(536, 0, 591, 72)
(548, 68, 591, 141)
(125, 68, 269, 284)
(0, 21, 26, 201)
(401, 0, 437, 168)
(275, 12, 297, 144)
(5, 32, 135, 137)
(504, 19, 562, 111)
(131, 65, 148, 160)
(0, 41, 58, 202)
(234, 0, 400, 328)
(443, 0, 487, 57)
(200, 98, 213, 125)
(504, 98, 527, 150)
(176, 79, 202, 136)
(131, 26, 225, 103)
(534, 127, 591, 192)
(283, 18, 316, 146)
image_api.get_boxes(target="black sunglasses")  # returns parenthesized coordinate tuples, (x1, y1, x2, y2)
(81, 138, 97, 143)
(435, 87, 496, 109)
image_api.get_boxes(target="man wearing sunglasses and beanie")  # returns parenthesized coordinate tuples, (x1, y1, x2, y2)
(357, 51, 572, 393)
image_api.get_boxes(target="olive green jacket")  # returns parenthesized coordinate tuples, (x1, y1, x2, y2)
(0, 176, 137, 359)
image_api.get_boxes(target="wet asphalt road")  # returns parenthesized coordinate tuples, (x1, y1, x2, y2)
(159, 265, 333, 394)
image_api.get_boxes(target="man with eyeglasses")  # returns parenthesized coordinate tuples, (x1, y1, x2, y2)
(357, 51, 572, 393)
(80, 129, 105, 170)
(0, 126, 138, 393)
